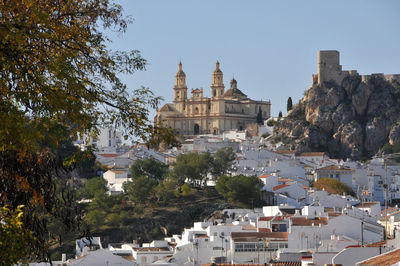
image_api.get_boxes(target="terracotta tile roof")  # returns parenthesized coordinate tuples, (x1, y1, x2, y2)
(356, 202, 380, 208)
(290, 217, 328, 226)
(317, 165, 354, 172)
(258, 228, 271, 233)
(241, 225, 257, 231)
(110, 170, 126, 174)
(358, 248, 400, 265)
(382, 206, 399, 213)
(231, 232, 288, 242)
(299, 152, 325, 157)
(132, 247, 170, 252)
(303, 185, 308, 189)
(99, 153, 118, 157)
(365, 240, 386, 247)
(279, 178, 293, 182)
(258, 216, 287, 222)
(328, 212, 342, 217)
(273, 184, 290, 191)
(201, 263, 301, 266)
(259, 174, 273, 179)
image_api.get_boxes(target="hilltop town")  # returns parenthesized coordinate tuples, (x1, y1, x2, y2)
(58, 50, 400, 264)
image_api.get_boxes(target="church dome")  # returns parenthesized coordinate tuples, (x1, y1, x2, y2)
(224, 78, 247, 98)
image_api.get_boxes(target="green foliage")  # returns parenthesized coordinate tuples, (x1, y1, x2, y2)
(133, 205, 144, 215)
(215, 175, 264, 207)
(261, 133, 270, 138)
(211, 147, 236, 177)
(81, 177, 107, 199)
(172, 152, 213, 185)
(107, 213, 122, 227)
(313, 178, 355, 196)
(287, 97, 293, 112)
(382, 142, 400, 156)
(124, 176, 158, 203)
(130, 158, 168, 181)
(153, 178, 180, 203)
(256, 106, 263, 125)
(0, 205, 35, 265)
(86, 209, 106, 231)
(181, 183, 193, 197)
(0, 0, 176, 261)
(267, 120, 277, 127)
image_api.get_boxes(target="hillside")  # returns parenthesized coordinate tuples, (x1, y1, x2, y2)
(274, 51, 400, 160)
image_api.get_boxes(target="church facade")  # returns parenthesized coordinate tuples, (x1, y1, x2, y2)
(155, 61, 271, 136)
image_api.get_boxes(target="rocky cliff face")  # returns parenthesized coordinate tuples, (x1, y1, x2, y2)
(275, 74, 400, 160)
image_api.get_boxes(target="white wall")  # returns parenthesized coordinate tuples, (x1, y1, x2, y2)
(333, 247, 381, 266)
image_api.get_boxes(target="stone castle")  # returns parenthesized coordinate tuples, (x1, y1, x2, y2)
(155, 61, 271, 136)
(313, 50, 400, 85)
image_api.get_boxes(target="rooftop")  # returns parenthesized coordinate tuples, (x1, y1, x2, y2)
(231, 232, 288, 242)
(290, 217, 328, 226)
(299, 152, 326, 157)
(317, 165, 354, 172)
(358, 248, 400, 265)
(273, 184, 290, 191)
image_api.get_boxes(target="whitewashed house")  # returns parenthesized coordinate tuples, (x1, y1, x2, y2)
(103, 169, 129, 194)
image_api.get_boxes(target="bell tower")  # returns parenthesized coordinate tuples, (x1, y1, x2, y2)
(211, 61, 224, 98)
(174, 62, 187, 100)
(173, 61, 187, 112)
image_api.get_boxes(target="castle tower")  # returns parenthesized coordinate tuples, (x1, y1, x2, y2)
(211, 61, 225, 98)
(174, 61, 187, 102)
(317, 50, 343, 85)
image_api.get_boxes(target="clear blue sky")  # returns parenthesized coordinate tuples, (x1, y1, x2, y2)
(108, 0, 400, 118)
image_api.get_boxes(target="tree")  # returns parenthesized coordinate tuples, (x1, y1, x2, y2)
(172, 152, 213, 186)
(211, 147, 236, 177)
(0, 205, 36, 265)
(215, 175, 263, 207)
(313, 178, 355, 196)
(81, 177, 107, 199)
(0, 0, 169, 261)
(278, 111, 283, 118)
(287, 97, 293, 112)
(130, 158, 168, 181)
(124, 176, 158, 203)
(256, 106, 263, 125)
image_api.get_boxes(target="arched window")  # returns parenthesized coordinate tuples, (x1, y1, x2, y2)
(195, 107, 199, 114)
(194, 124, 200, 135)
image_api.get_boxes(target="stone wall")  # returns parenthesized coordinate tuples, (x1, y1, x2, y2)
(316, 50, 399, 85)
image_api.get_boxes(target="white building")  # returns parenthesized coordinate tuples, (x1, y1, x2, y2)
(103, 169, 129, 194)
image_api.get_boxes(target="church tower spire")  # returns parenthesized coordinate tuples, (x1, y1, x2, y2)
(211, 61, 225, 98)
(175, 61, 186, 88)
(174, 61, 187, 106)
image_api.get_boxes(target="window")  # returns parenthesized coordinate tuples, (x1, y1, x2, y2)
(141, 257, 147, 263)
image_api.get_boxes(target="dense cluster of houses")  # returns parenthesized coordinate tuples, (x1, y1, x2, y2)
(61, 203, 400, 265)
(61, 125, 400, 265)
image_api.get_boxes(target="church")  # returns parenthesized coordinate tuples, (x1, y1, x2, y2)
(155, 61, 271, 136)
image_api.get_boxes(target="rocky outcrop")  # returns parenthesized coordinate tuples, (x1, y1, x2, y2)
(274, 73, 400, 160)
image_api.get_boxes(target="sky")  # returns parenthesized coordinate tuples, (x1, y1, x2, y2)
(107, 0, 400, 118)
